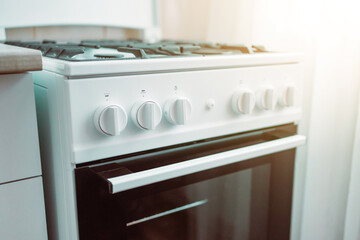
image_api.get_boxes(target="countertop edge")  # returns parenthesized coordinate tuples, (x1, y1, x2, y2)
(0, 44, 43, 74)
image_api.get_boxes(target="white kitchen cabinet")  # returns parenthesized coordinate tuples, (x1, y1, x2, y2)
(0, 177, 47, 239)
(0, 73, 42, 184)
(0, 44, 46, 240)
(0, 73, 47, 240)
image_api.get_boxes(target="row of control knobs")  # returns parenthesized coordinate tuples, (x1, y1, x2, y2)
(232, 85, 295, 114)
(94, 86, 295, 136)
(94, 97, 192, 136)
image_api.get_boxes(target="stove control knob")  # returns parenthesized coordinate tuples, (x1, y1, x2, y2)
(94, 105, 127, 136)
(280, 85, 296, 107)
(164, 97, 192, 125)
(257, 86, 278, 110)
(232, 89, 255, 114)
(132, 100, 162, 130)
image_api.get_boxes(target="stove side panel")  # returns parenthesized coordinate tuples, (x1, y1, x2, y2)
(33, 72, 80, 240)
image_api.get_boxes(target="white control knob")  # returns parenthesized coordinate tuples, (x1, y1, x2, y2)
(232, 89, 255, 114)
(280, 85, 296, 107)
(257, 86, 278, 111)
(164, 97, 192, 125)
(94, 105, 127, 136)
(132, 100, 162, 130)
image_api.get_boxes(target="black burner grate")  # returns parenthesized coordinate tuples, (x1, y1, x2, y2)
(4, 40, 267, 61)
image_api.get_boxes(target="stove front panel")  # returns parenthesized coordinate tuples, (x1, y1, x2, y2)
(67, 63, 303, 164)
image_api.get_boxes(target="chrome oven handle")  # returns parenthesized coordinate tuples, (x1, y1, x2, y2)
(107, 135, 306, 194)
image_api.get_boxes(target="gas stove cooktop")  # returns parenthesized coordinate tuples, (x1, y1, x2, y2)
(5, 40, 266, 61)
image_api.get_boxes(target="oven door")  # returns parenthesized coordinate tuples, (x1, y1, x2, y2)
(75, 124, 305, 240)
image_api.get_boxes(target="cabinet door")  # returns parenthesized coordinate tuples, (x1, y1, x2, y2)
(0, 73, 42, 184)
(0, 177, 47, 239)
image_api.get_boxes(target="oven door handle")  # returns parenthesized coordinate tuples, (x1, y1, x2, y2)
(107, 134, 306, 194)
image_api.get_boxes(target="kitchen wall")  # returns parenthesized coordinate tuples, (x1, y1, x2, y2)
(344, 96, 360, 240)
(161, 0, 211, 41)
(5, 26, 140, 41)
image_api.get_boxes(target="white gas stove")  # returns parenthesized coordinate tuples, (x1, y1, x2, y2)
(1, 1, 306, 238)
(5, 39, 305, 240)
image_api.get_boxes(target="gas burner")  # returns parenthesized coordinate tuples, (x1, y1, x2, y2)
(5, 40, 267, 62)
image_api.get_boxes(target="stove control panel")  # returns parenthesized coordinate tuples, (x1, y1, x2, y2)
(92, 84, 298, 136)
(232, 89, 256, 114)
(279, 85, 296, 107)
(164, 97, 192, 125)
(256, 86, 278, 111)
(94, 105, 127, 136)
(131, 100, 162, 130)
(68, 62, 303, 162)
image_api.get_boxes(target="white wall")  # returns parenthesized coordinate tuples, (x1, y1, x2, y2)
(300, 9, 360, 238)
(344, 94, 360, 240)
(5, 26, 141, 41)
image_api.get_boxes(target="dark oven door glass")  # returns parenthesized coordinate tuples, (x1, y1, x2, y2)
(75, 124, 304, 240)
